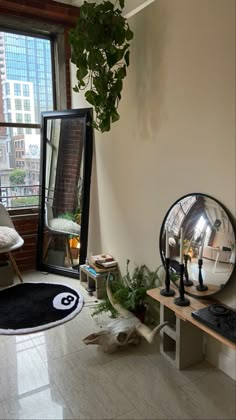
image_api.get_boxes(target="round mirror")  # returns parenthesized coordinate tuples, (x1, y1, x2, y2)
(159, 193, 236, 298)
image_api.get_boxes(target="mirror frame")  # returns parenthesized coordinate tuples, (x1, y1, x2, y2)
(159, 192, 236, 298)
(36, 108, 93, 278)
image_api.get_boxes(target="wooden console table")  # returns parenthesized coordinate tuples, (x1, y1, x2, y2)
(147, 287, 236, 370)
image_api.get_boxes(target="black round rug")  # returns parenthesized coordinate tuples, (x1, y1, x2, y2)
(0, 282, 84, 334)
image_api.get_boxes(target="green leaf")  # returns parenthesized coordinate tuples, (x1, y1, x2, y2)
(100, 115, 111, 132)
(100, 1, 114, 13)
(85, 90, 98, 106)
(119, 0, 125, 9)
(126, 27, 134, 41)
(124, 50, 130, 66)
(111, 110, 120, 123)
(77, 67, 88, 81)
(115, 79, 123, 93)
(116, 66, 126, 79)
(68, 0, 133, 132)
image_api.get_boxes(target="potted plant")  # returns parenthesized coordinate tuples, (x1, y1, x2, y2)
(69, 0, 134, 132)
(92, 259, 162, 322)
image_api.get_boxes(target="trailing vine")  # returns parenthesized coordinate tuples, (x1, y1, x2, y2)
(69, 0, 133, 132)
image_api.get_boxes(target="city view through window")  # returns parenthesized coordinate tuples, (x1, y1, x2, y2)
(0, 31, 54, 208)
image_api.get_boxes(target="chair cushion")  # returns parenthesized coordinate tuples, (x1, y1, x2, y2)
(0, 227, 21, 249)
(49, 218, 80, 235)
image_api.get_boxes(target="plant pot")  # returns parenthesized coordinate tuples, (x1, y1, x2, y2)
(132, 305, 146, 323)
(69, 238, 79, 248)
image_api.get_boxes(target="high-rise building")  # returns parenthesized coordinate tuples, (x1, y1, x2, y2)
(1, 32, 53, 122)
(2, 79, 35, 134)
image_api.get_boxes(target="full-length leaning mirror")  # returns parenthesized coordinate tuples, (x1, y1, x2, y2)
(159, 193, 236, 297)
(37, 109, 93, 278)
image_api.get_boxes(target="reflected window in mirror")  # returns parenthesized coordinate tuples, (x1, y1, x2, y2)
(159, 193, 236, 298)
(37, 109, 93, 279)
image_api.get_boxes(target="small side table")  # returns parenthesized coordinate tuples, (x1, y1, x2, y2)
(80, 265, 117, 298)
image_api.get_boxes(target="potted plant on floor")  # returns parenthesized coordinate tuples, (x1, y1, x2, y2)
(69, 0, 134, 132)
(92, 259, 162, 323)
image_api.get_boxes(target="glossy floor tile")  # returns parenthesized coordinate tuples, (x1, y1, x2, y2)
(0, 271, 235, 420)
(0, 402, 5, 420)
(47, 351, 135, 419)
(0, 342, 52, 400)
(2, 386, 74, 420)
(111, 408, 144, 419)
(181, 369, 236, 419)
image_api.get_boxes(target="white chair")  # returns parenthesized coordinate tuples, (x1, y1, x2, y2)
(0, 203, 24, 283)
(44, 201, 81, 267)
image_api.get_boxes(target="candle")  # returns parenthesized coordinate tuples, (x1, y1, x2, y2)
(180, 228, 183, 264)
(165, 228, 170, 258)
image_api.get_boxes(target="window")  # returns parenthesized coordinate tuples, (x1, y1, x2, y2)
(5, 83, 10, 95)
(166, 196, 196, 236)
(15, 98, 22, 110)
(16, 113, 23, 122)
(24, 114, 31, 123)
(0, 9, 68, 210)
(6, 98, 11, 109)
(14, 83, 21, 96)
(23, 99, 30, 111)
(22, 84, 30, 97)
(0, 30, 56, 209)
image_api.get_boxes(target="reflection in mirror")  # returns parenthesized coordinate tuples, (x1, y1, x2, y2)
(160, 194, 236, 297)
(37, 109, 93, 278)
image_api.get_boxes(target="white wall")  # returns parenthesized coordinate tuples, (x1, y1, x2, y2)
(69, 0, 156, 18)
(71, 0, 236, 378)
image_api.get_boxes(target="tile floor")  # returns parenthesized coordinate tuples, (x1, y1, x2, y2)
(0, 271, 235, 420)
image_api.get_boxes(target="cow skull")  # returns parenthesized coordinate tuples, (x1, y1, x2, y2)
(84, 274, 169, 353)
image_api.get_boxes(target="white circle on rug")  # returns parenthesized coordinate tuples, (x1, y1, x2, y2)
(53, 292, 78, 310)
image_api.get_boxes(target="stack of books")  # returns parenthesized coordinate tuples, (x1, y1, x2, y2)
(89, 254, 118, 273)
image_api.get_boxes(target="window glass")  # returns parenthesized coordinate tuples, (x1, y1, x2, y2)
(16, 113, 23, 122)
(14, 83, 21, 96)
(5, 82, 10, 95)
(24, 113, 31, 123)
(23, 99, 30, 111)
(22, 84, 30, 97)
(15, 98, 22, 110)
(6, 98, 11, 109)
(0, 30, 54, 208)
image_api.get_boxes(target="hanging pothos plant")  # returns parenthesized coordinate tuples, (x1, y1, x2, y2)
(69, 0, 134, 133)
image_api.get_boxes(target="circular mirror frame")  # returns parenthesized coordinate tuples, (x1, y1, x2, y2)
(159, 193, 236, 298)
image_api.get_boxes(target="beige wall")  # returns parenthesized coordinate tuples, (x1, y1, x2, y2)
(71, 0, 236, 378)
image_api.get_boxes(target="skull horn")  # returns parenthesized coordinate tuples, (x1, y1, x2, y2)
(106, 273, 168, 343)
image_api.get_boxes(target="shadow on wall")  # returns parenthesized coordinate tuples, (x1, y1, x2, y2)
(133, 1, 169, 143)
(87, 147, 102, 255)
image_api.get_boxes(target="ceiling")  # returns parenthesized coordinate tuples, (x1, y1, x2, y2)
(54, 0, 156, 18)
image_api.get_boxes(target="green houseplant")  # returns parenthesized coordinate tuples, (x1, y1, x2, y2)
(92, 259, 162, 321)
(69, 0, 134, 133)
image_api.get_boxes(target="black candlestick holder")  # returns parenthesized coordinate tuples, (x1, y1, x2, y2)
(196, 258, 208, 291)
(183, 254, 193, 286)
(174, 263, 190, 306)
(160, 257, 175, 296)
